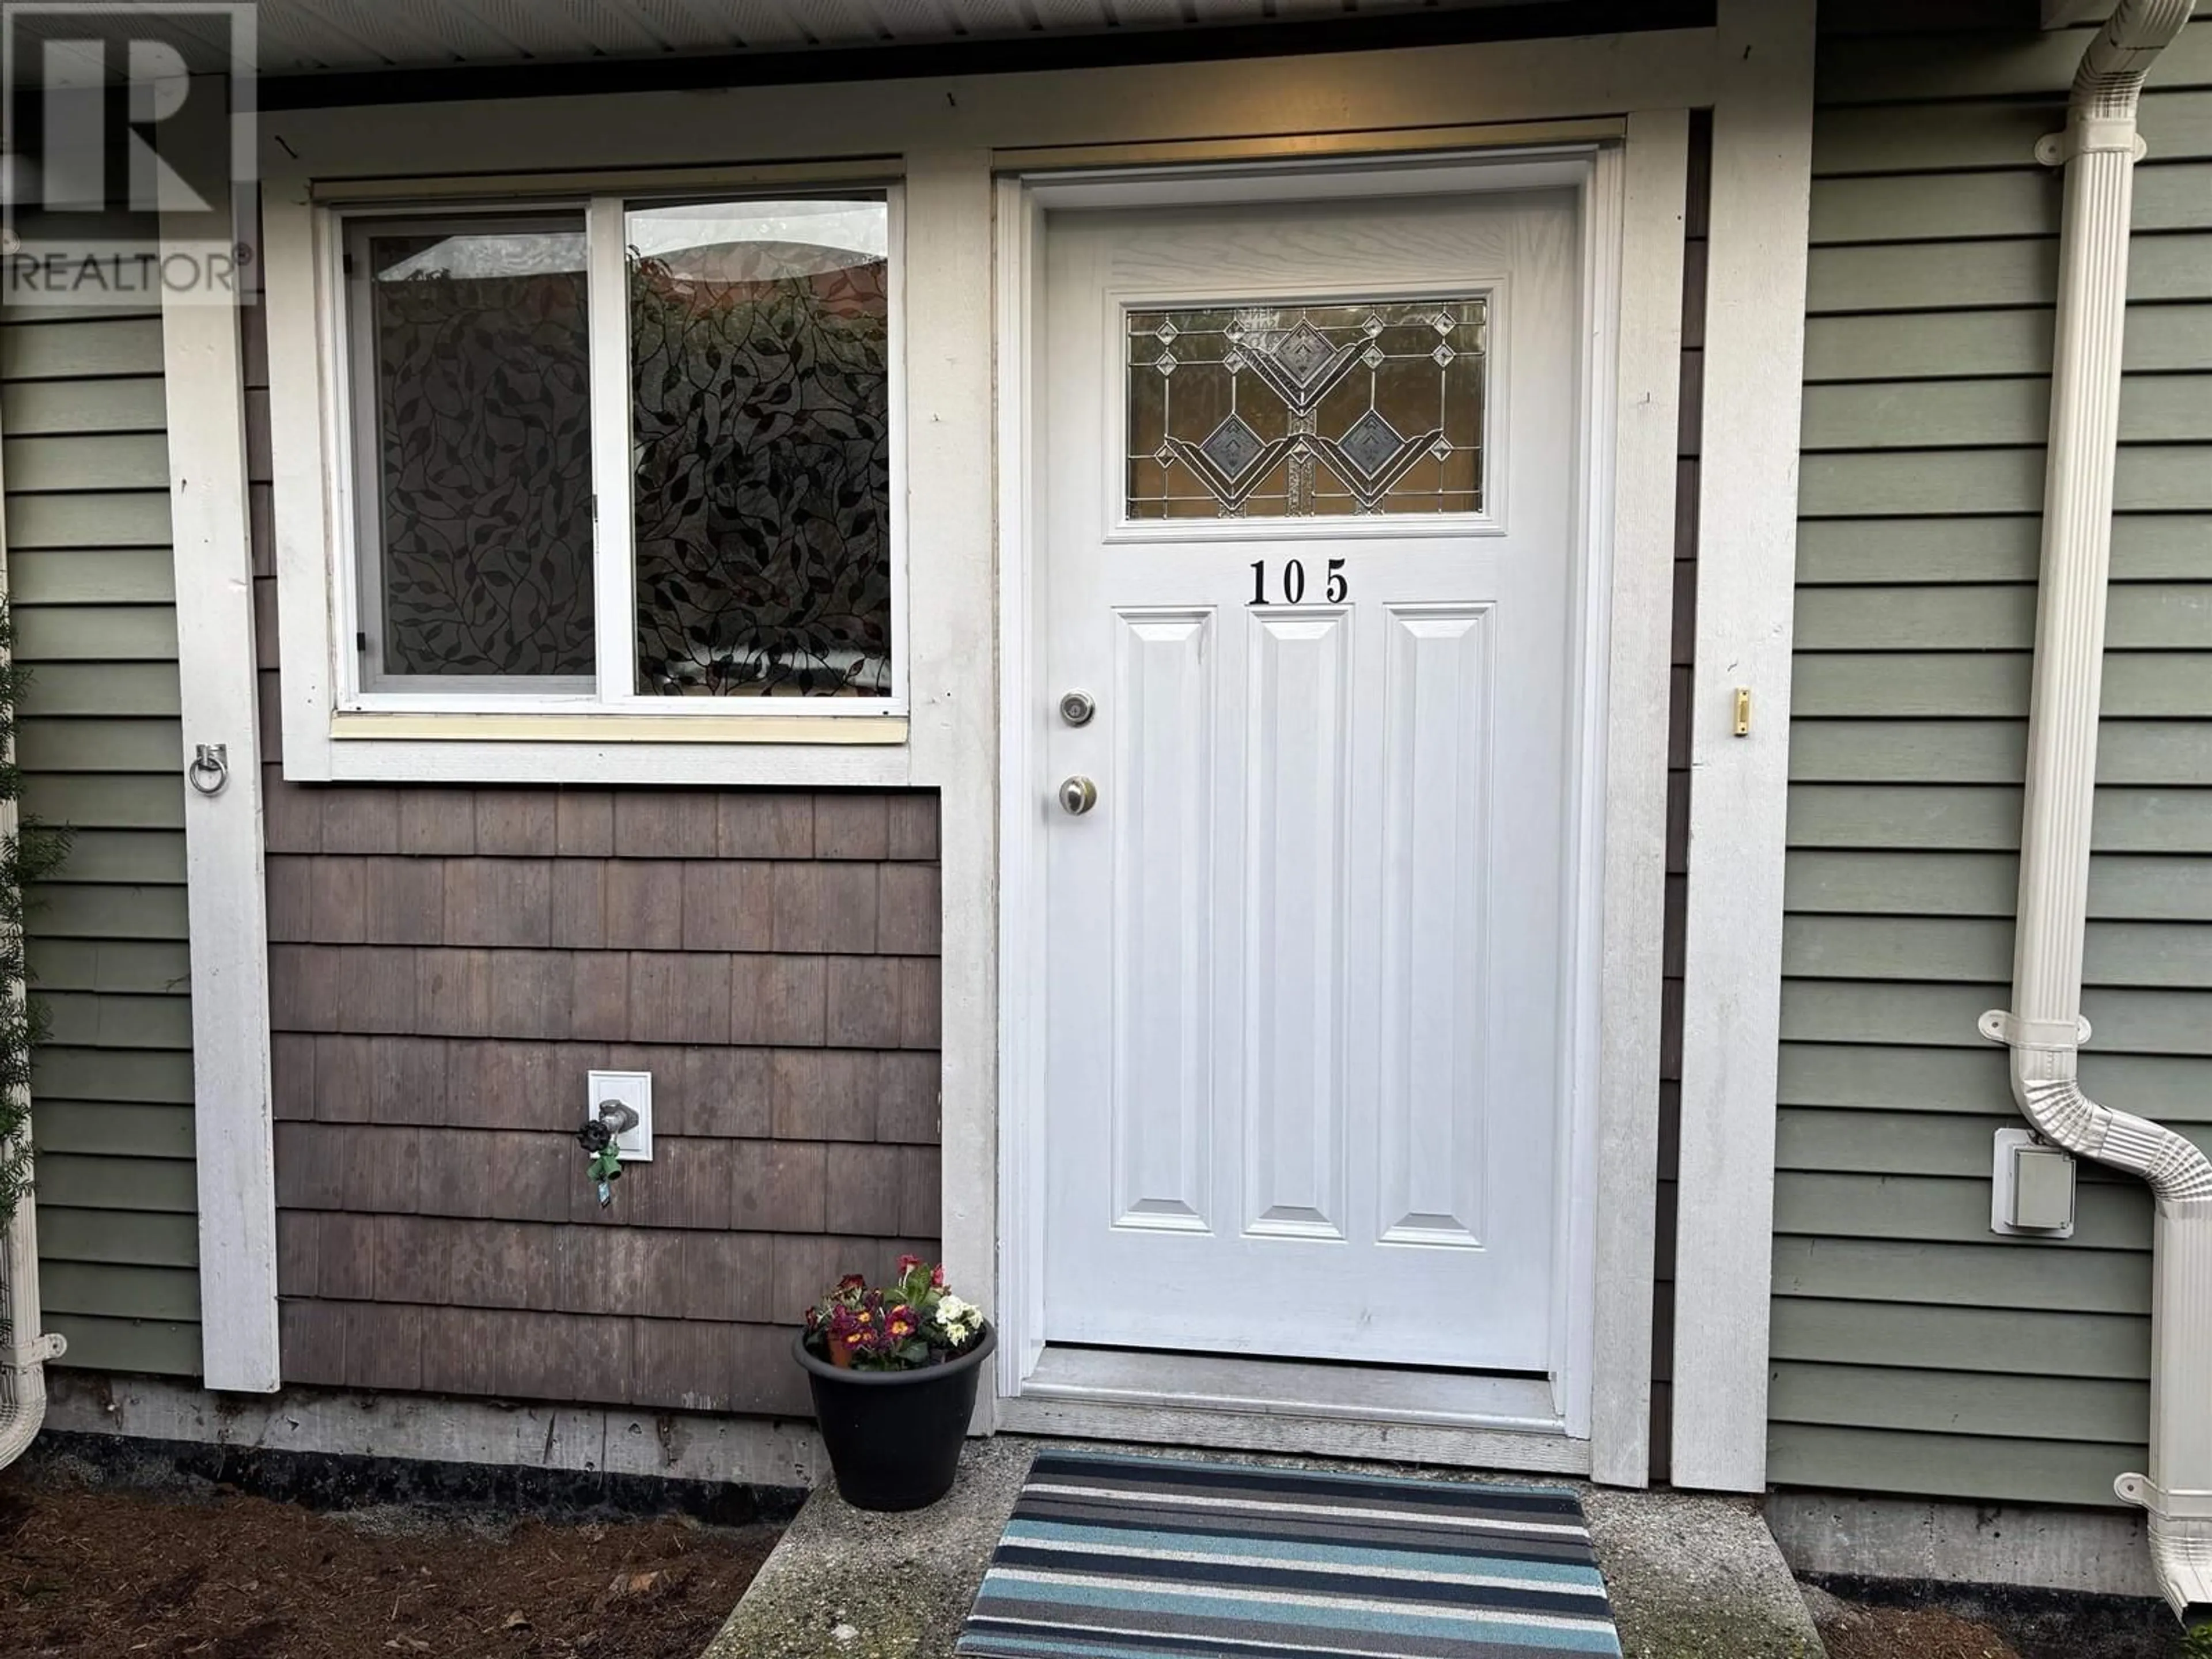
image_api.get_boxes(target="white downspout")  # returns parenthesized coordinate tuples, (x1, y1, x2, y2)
(0, 1158, 61, 1471)
(0, 402, 63, 1474)
(1977, 0, 2211, 1623)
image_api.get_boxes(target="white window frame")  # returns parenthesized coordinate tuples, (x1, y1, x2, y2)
(266, 175, 912, 782)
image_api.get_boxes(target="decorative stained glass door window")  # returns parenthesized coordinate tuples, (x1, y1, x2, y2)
(1126, 298, 1486, 520)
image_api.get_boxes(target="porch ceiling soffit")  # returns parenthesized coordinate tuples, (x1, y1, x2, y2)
(9, 0, 1668, 81)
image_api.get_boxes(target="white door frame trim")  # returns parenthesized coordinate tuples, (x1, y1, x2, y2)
(994, 135, 1685, 1480)
(1668, 0, 1818, 1494)
(161, 82, 282, 1393)
(1587, 107, 1692, 1486)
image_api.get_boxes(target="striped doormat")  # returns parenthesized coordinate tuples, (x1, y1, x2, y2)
(955, 1449, 1622, 1658)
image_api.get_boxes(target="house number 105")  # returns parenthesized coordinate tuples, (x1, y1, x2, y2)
(1249, 558, 1349, 607)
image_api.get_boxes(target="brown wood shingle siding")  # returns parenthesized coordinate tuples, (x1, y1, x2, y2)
(243, 291, 941, 1416)
(264, 788, 943, 1414)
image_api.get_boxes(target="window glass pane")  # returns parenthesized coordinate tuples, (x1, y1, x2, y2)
(359, 218, 596, 680)
(1126, 298, 1486, 520)
(629, 199, 892, 697)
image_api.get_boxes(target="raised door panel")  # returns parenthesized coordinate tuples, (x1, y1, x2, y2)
(1377, 604, 1494, 1248)
(1111, 609, 1216, 1230)
(1241, 609, 1350, 1240)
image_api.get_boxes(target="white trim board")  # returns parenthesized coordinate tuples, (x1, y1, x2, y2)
(993, 139, 1684, 1484)
(1668, 0, 1819, 1494)
(43, 1372, 825, 1489)
(994, 172, 1050, 1401)
(294, 737, 915, 787)
(899, 149, 1001, 1431)
(162, 79, 282, 1394)
(1586, 107, 1691, 1488)
(257, 35, 1720, 180)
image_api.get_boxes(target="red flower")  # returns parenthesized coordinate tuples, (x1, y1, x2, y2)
(896, 1254, 922, 1275)
(837, 1274, 867, 1293)
(930, 1264, 946, 1289)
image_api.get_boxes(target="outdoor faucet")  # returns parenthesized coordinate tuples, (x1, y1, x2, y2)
(575, 1100, 640, 1207)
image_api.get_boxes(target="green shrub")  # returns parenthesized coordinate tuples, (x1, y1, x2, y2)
(0, 595, 68, 1228)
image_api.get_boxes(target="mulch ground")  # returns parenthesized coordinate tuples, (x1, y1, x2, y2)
(0, 1472, 778, 1659)
(1817, 1603, 2025, 1659)
(1806, 1582, 2190, 1659)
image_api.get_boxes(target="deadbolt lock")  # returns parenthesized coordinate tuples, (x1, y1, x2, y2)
(1058, 689, 1096, 726)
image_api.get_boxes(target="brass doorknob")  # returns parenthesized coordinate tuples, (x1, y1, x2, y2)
(1058, 776, 1099, 816)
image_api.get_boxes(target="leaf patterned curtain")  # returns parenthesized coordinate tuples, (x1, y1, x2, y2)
(369, 230, 596, 678)
(630, 231, 892, 698)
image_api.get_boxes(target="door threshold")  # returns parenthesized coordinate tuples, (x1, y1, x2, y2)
(1022, 1344, 1563, 1430)
(997, 1345, 1588, 1475)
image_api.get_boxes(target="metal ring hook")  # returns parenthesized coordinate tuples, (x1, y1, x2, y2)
(187, 743, 229, 797)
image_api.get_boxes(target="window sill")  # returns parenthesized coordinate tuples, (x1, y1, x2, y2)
(298, 713, 917, 785)
(328, 711, 909, 745)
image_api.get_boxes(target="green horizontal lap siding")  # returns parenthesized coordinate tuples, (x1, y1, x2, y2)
(2, 258, 199, 1376)
(1771, 13, 2212, 1507)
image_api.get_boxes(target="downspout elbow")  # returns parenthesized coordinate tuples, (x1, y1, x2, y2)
(0, 1367, 50, 1470)
(1988, 1038, 2212, 1622)
(0, 1194, 62, 1474)
(1995, 1034, 2212, 1207)
(2035, 2, 2193, 164)
(2071, 0, 2197, 118)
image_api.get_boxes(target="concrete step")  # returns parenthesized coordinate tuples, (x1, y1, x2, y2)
(703, 1437, 1827, 1659)
(1586, 1484, 1828, 1658)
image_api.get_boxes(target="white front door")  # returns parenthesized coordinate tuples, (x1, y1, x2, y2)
(1040, 188, 1581, 1372)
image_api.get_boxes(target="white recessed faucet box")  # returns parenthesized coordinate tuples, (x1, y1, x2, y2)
(588, 1069, 653, 1162)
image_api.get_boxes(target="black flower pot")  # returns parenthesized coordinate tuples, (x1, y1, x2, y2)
(793, 1322, 996, 1512)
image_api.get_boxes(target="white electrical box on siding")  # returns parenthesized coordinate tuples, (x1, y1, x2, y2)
(1991, 1126, 2075, 1238)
